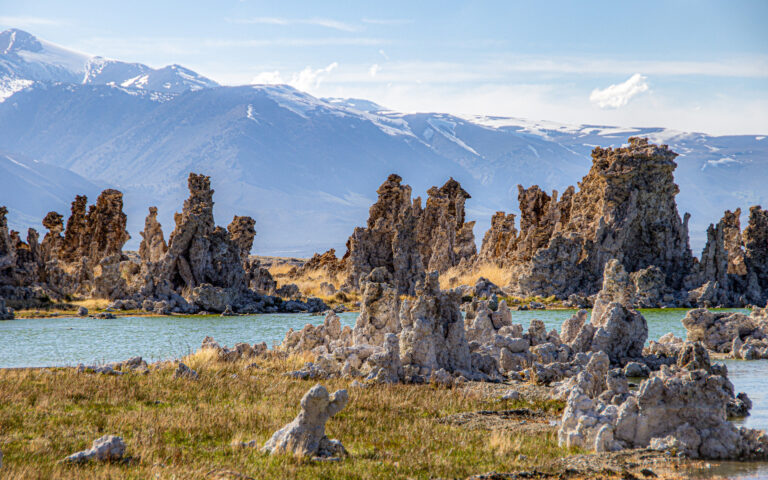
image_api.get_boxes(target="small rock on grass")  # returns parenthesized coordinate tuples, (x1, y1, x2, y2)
(173, 362, 199, 380)
(501, 389, 520, 401)
(63, 435, 125, 463)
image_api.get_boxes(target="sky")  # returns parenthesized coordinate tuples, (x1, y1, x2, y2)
(1, 0, 767, 135)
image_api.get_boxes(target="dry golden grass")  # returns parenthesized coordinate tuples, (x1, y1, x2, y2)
(70, 298, 112, 311)
(267, 263, 297, 277)
(439, 263, 511, 290)
(268, 264, 359, 306)
(0, 354, 581, 480)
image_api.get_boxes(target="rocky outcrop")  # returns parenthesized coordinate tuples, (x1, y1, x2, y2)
(558, 359, 768, 459)
(198, 336, 268, 362)
(280, 312, 351, 356)
(262, 384, 348, 459)
(2, 189, 132, 302)
(476, 212, 517, 266)
(682, 306, 768, 359)
(684, 206, 768, 307)
(478, 138, 693, 300)
(743, 206, 768, 304)
(561, 260, 648, 365)
(399, 272, 472, 382)
(352, 268, 401, 346)
(139, 207, 167, 263)
(160, 173, 245, 293)
(243, 258, 277, 295)
(294, 248, 347, 282)
(227, 215, 256, 263)
(344, 174, 424, 295)
(173, 362, 199, 380)
(416, 178, 476, 272)
(343, 174, 475, 294)
(0, 297, 13, 320)
(63, 435, 126, 463)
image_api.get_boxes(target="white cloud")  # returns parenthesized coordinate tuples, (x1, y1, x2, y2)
(251, 62, 339, 92)
(589, 73, 649, 109)
(378, 49, 389, 60)
(369, 64, 380, 77)
(251, 70, 283, 84)
(226, 17, 360, 32)
(290, 62, 338, 91)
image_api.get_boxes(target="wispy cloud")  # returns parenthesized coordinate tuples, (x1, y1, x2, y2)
(589, 73, 650, 108)
(362, 18, 413, 26)
(0, 16, 67, 28)
(227, 17, 361, 32)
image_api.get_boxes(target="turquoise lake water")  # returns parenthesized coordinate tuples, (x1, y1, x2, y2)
(1, 308, 766, 478)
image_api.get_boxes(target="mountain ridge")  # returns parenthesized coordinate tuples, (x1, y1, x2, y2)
(0, 28, 765, 257)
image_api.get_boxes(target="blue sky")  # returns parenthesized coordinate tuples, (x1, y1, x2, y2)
(1, 0, 767, 134)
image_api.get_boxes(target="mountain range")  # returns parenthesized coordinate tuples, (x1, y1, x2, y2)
(0, 28, 766, 256)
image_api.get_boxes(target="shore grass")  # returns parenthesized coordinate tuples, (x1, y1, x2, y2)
(439, 263, 511, 290)
(0, 354, 579, 479)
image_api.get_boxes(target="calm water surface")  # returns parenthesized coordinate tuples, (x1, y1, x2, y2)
(2, 308, 767, 477)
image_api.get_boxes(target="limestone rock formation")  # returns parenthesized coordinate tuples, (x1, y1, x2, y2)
(399, 272, 472, 381)
(280, 311, 351, 356)
(63, 435, 126, 463)
(139, 207, 167, 263)
(294, 248, 347, 283)
(743, 206, 768, 304)
(416, 178, 476, 272)
(478, 138, 693, 300)
(243, 258, 277, 295)
(161, 173, 245, 293)
(198, 336, 268, 362)
(131, 173, 300, 313)
(262, 384, 348, 458)
(2, 189, 132, 302)
(352, 268, 401, 346)
(561, 260, 648, 365)
(476, 212, 517, 266)
(227, 215, 256, 262)
(682, 307, 768, 359)
(343, 174, 475, 294)
(559, 365, 768, 459)
(682, 206, 768, 307)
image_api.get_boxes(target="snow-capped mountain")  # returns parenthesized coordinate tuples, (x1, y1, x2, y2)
(0, 29, 765, 257)
(0, 28, 217, 100)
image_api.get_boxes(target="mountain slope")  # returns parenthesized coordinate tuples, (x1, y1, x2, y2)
(0, 150, 104, 233)
(0, 29, 765, 256)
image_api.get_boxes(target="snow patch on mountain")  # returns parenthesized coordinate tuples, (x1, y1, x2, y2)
(0, 76, 33, 101)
